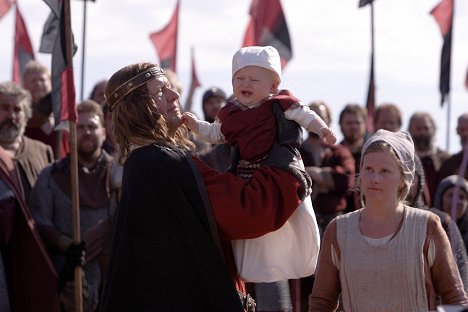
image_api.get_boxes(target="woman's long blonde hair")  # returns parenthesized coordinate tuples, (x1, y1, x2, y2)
(105, 62, 194, 163)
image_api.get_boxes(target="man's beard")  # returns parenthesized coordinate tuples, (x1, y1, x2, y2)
(345, 132, 363, 143)
(461, 137, 468, 149)
(413, 135, 431, 150)
(78, 139, 100, 159)
(0, 119, 23, 143)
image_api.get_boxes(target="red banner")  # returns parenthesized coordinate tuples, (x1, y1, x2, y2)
(430, 0, 453, 106)
(149, 0, 179, 72)
(43, 0, 77, 128)
(13, 5, 35, 84)
(0, 0, 11, 19)
(243, 0, 292, 69)
(190, 47, 201, 89)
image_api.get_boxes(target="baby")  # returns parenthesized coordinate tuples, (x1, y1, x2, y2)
(183, 45, 336, 177)
(184, 46, 326, 284)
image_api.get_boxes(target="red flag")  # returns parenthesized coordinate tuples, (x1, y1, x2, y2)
(13, 5, 35, 84)
(0, 0, 12, 19)
(431, 0, 453, 106)
(190, 47, 201, 89)
(243, 0, 292, 69)
(43, 0, 77, 128)
(182, 47, 201, 113)
(149, 0, 179, 72)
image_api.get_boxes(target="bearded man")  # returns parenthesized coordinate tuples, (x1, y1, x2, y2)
(438, 112, 468, 183)
(0, 81, 53, 201)
(408, 112, 449, 205)
(29, 100, 121, 312)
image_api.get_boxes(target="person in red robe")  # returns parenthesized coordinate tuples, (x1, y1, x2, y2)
(0, 145, 59, 311)
(100, 62, 309, 312)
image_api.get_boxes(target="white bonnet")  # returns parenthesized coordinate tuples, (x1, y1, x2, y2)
(232, 46, 281, 82)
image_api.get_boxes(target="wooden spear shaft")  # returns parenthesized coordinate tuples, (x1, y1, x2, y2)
(63, 0, 83, 310)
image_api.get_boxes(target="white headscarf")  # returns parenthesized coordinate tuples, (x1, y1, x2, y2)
(361, 129, 415, 198)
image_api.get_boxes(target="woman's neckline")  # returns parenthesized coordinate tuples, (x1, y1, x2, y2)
(358, 205, 406, 239)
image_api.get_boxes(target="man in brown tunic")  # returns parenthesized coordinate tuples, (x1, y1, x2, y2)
(408, 112, 450, 206)
(29, 100, 121, 312)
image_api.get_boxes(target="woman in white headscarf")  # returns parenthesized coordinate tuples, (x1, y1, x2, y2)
(309, 129, 467, 311)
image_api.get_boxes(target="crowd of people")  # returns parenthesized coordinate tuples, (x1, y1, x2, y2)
(0, 44, 467, 311)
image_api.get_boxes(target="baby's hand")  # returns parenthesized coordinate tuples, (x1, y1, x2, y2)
(320, 127, 337, 145)
(182, 112, 200, 133)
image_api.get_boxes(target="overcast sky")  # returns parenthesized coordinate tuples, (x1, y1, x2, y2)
(1, 0, 467, 153)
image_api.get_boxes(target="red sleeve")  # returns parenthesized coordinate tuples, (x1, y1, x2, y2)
(192, 156, 302, 240)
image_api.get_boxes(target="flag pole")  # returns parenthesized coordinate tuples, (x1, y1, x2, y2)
(63, 0, 83, 310)
(79, 0, 88, 101)
(369, 0, 375, 130)
(430, 0, 455, 151)
(446, 94, 451, 151)
(445, 0, 454, 152)
(183, 47, 200, 113)
(446, 0, 455, 152)
(362, 0, 376, 133)
(370, 1, 375, 58)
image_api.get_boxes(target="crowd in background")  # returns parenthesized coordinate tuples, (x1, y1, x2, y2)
(0, 59, 467, 311)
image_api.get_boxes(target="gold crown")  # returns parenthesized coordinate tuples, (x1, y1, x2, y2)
(107, 67, 165, 111)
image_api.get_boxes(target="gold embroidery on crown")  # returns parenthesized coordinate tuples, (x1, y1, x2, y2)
(107, 67, 165, 111)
